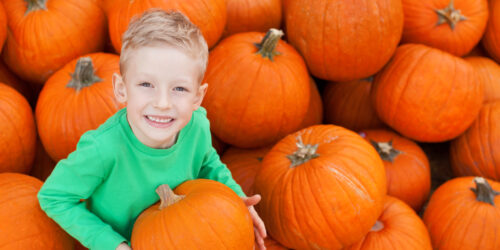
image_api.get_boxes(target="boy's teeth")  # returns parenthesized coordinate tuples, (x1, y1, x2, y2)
(147, 116, 173, 123)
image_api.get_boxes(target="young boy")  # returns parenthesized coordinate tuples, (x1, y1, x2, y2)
(37, 10, 266, 250)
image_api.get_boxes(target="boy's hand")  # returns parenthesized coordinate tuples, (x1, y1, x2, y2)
(116, 242, 132, 250)
(242, 194, 267, 250)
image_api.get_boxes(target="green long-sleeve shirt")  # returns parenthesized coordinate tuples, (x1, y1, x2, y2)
(37, 107, 245, 250)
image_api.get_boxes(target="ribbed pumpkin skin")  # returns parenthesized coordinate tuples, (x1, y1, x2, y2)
(285, 0, 403, 82)
(107, 0, 226, 53)
(371, 44, 483, 142)
(482, 0, 500, 63)
(36, 53, 124, 161)
(131, 179, 254, 249)
(450, 102, 500, 181)
(222, 147, 271, 196)
(254, 125, 387, 249)
(361, 129, 431, 211)
(0, 173, 74, 249)
(401, 0, 488, 56)
(298, 78, 323, 128)
(323, 79, 384, 132)
(466, 57, 500, 103)
(346, 196, 432, 250)
(423, 177, 500, 249)
(0, 83, 36, 174)
(223, 0, 281, 38)
(202, 32, 310, 148)
(2, 0, 106, 85)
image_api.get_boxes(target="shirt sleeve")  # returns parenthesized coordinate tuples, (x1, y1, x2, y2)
(37, 134, 126, 250)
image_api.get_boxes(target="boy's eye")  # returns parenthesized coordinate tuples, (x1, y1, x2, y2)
(139, 82, 152, 87)
(174, 86, 186, 91)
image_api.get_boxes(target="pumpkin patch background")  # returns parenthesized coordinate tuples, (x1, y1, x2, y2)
(1, 0, 499, 249)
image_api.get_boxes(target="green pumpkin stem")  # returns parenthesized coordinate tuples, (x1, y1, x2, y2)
(25, 0, 47, 13)
(434, 0, 467, 30)
(255, 28, 284, 61)
(66, 57, 102, 91)
(286, 135, 320, 167)
(370, 220, 384, 232)
(470, 177, 499, 206)
(156, 184, 185, 210)
(369, 140, 402, 163)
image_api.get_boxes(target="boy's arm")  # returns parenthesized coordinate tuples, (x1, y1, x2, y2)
(37, 135, 127, 250)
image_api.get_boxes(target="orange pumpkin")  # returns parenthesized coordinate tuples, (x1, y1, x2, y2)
(0, 173, 74, 249)
(465, 57, 500, 103)
(323, 78, 385, 132)
(223, 0, 281, 38)
(361, 129, 431, 211)
(36, 53, 124, 161)
(298, 78, 323, 129)
(107, 0, 226, 53)
(401, 0, 488, 56)
(285, 0, 403, 82)
(29, 138, 57, 182)
(264, 237, 288, 250)
(254, 125, 387, 249)
(482, 0, 500, 63)
(222, 146, 272, 196)
(202, 29, 310, 148)
(0, 59, 33, 105)
(371, 44, 483, 142)
(423, 177, 500, 249)
(131, 179, 254, 249)
(0, 1, 6, 50)
(450, 101, 500, 181)
(2, 0, 106, 85)
(0, 83, 36, 174)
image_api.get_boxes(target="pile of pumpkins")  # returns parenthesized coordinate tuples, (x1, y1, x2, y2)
(0, 0, 498, 249)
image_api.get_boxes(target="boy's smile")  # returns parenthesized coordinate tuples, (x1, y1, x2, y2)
(113, 45, 207, 149)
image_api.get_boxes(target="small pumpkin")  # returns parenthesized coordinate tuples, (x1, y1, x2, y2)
(482, 0, 500, 63)
(465, 57, 500, 103)
(223, 0, 281, 38)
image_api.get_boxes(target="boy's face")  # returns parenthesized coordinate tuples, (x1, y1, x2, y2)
(113, 45, 207, 149)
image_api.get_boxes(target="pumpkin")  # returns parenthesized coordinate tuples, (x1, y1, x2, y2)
(360, 129, 431, 211)
(401, 0, 488, 56)
(450, 101, 500, 181)
(371, 44, 483, 142)
(465, 57, 500, 103)
(36, 53, 124, 161)
(131, 179, 254, 249)
(423, 177, 500, 249)
(223, 0, 281, 38)
(285, 0, 403, 82)
(0, 83, 36, 174)
(346, 196, 432, 250)
(221, 146, 272, 196)
(2, 0, 106, 85)
(0, 173, 74, 249)
(107, 0, 226, 53)
(482, 0, 500, 63)
(0, 59, 33, 105)
(298, 78, 323, 129)
(253, 125, 387, 249)
(202, 29, 310, 148)
(29, 138, 57, 182)
(0, 1, 6, 50)
(323, 78, 385, 132)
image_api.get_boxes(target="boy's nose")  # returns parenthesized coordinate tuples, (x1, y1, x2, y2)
(154, 92, 172, 109)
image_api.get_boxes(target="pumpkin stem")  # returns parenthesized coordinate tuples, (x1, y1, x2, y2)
(434, 0, 467, 30)
(470, 177, 499, 206)
(255, 28, 284, 61)
(370, 220, 384, 232)
(286, 135, 319, 167)
(156, 184, 185, 210)
(66, 57, 103, 91)
(25, 0, 47, 13)
(369, 140, 401, 163)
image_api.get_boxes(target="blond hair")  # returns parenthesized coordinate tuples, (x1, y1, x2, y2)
(120, 9, 208, 82)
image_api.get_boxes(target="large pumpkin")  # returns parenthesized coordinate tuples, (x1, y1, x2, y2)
(285, 0, 403, 82)
(360, 129, 431, 211)
(346, 196, 432, 250)
(254, 125, 387, 249)
(131, 179, 254, 249)
(323, 78, 385, 132)
(371, 44, 483, 142)
(0, 173, 73, 249)
(423, 177, 500, 249)
(223, 0, 281, 38)
(450, 101, 500, 181)
(202, 29, 310, 148)
(2, 0, 106, 85)
(107, 0, 226, 53)
(0, 83, 36, 174)
(36, 53, 124, 161)
(482, 0, 500, 63)
(401, 0, 488, 56)
(465, 57, 500, 103)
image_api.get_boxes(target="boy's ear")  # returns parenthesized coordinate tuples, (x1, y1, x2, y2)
(193, 83, 208, 110)
(113, 73, 127, 103)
